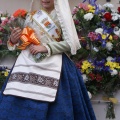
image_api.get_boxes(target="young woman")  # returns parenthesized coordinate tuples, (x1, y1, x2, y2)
(0, 0, 96, 120)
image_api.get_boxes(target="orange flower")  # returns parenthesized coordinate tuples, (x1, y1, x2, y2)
(13, 9, 27, 18)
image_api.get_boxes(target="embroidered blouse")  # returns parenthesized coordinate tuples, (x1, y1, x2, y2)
(7, 9, 71, 57)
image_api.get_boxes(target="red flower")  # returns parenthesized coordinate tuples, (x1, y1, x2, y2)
(111, 24, 116, 28)
(75, 60, 83, 69)
(117, 7, 120, 13)
(74, 19, 79, 25)
(103, 12, 112, 21)
(13, 9, 27, 18)
(96, 74, 102, 82)
(113, 35, 119, 40)
(88, 73, 95, 80)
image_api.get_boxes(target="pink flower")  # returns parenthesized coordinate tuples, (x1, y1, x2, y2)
(78, 3, 84, 8)
(72, 7, 79, 15)
(78, 3, 89, 11)
(74, 19, 79, 25)
(0, 27, 4, 31)
(1, 18, 9, 26)
(88, 32, 98, 41)
(82, 4, 89, 11)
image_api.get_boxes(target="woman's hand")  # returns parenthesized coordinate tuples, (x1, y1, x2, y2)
(29, 44, 48, 55)
(10, 27, 22, 44)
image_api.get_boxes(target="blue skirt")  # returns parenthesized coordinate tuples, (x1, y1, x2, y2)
(0, 54, 96, 120)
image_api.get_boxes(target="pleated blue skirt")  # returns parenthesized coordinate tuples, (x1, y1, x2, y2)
(0, 54, 96, 120)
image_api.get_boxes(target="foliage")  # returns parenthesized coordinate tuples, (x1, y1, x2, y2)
(72, 1, 120, 119)
(0, 66, 10, 89)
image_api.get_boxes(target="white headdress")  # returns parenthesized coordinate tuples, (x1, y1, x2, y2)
(29, 0, 81, 55)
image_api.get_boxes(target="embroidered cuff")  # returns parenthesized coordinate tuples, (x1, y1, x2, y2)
(42, 43, 52, 57)
(7, 40, 16, 51)
(7, 38, 19, 51)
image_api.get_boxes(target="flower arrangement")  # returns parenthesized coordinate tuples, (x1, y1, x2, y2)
(12, 9, 27, 28)
(72, 0, 120, 119)
(0, 9, 27, 57)
(0, 66, 10, 89)
(0, 9, 42, 62)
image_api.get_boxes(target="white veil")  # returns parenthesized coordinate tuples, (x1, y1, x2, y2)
(29, 0, 81, 55)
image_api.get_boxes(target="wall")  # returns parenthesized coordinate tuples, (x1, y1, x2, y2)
(0, 0, 32, 14)
(0, 0, 120, 120)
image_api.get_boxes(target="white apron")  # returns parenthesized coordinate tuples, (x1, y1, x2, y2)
(3, 10, 62, 102)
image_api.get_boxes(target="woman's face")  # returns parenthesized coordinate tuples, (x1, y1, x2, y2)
(41, 0, 54, 10)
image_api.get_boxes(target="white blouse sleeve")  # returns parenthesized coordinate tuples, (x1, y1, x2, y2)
(45, 40, 71, 56)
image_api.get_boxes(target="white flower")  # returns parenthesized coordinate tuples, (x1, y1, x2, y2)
(1, 17, 6, 21)
(88, 91, 92, 99)
(103, 3, 114, 9)
(84, 13, 94, 21)
(111, 9, 116, 13)
(114, 27, 120, 37)
(110, 69, 118, 76)
(95, 28, 103, 34)
(106, 42, 113, 51)
(111, 13, 120, 21)
(82, 74, 88, 83)
(106, 56, 113, 61)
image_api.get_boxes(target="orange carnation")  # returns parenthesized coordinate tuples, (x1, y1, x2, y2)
(13, 9, 27, 18)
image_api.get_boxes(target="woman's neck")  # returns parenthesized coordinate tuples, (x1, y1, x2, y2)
(43, 7, 54, 14)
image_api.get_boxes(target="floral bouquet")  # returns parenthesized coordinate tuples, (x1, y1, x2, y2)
(72, 0, 120, 119)
(0, 9, 27, 58)
(0, 9, 27, 45)
(12, 9, 27, 28)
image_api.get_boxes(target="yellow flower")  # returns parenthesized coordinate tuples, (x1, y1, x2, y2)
(101, 34, 113, 41)
(4, 71, 9, 77)
(82, 60, 88, 64)
(105, 62, 118, 69)
(88, 10, 95, 13)
(82, 65, 88, 70)
(102, 34, 107, 39)
(111, 62, 116, 68)
(115, 63, 120, 69)
(88, 4, 95, 13)
(83, 60, 91, 66)
(109, 35, 113, 41)
(88, 5, 95, 10)
(110, 67, 114, 70)
(81, 60, 94, 73)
